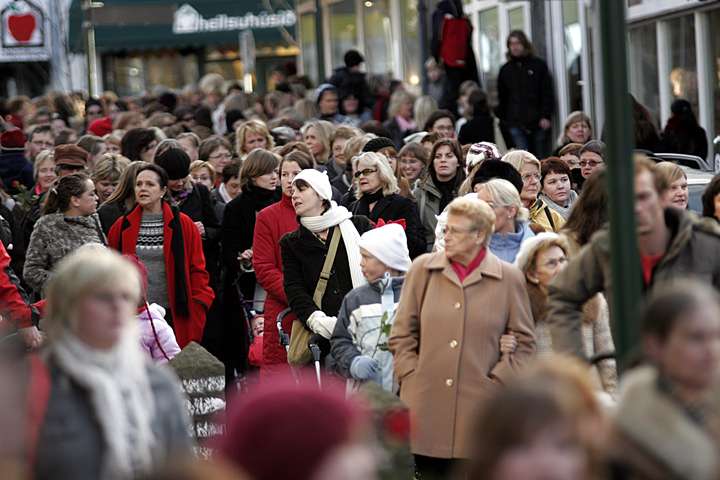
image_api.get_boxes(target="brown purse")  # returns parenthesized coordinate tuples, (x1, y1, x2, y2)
(287, 226, 341, 366)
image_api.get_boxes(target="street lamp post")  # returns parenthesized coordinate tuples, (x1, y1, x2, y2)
(598, 0, 642, 372)
(82, 0, 103, 97)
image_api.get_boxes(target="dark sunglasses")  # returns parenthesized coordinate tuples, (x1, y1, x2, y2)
(354, 168, 377, 179)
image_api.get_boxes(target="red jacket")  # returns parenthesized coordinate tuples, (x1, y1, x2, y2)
(0, 240, 39, 332)
(108, 202, 214, 347)
(252, 194, 298, 367)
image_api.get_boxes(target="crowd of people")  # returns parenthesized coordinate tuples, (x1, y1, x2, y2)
(0, 25, 719, 479)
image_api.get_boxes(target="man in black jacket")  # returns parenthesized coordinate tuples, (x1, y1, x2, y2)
(496, 30, 554, 158)
(328, 50, 373, 112)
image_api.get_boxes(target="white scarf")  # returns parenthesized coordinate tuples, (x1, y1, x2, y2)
(51, 330, 157, 480)
(218, 182, 233, 204)
(300, 202, 366, 289)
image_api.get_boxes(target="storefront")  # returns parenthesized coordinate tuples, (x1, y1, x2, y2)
(463, 0, 720, 161)
(297, 0, 422, 92)
(68, 0, 299, 96)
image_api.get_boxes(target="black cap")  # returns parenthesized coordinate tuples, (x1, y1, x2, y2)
(362, 137, 397, 153)
(344, 50, 364, 68)
(471, 160, 524, 194)
(155, 147, 191, 180)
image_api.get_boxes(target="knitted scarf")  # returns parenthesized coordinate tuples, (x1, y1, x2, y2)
(50, 331, 156, 479)
(299, 202, 366, 288)
(353, 189, 385, 218)
(169, 207, 189, 316)
(541, 190, 578, 220)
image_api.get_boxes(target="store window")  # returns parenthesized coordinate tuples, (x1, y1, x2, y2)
(328, 0, 357, 72)
(300, 12, 318, 84)
(205, 48, 243, 83)
(477, 7, 501, 104)
(508, 6, 525, 32)
(401, 0, 421, 88)
(104, 51, 199, 97)
(628, 23, 660, 124)
(562, 0, 582, 112)
(667, 14, 698, 122)
(363, 0, 394, 75)
(709, 9, 720, 137)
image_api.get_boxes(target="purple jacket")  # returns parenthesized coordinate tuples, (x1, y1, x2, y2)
(138, 303, 181, 363)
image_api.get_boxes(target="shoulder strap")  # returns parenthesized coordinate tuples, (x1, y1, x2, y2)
(544, 206, 556, 231)
(313, 225, 342, 309)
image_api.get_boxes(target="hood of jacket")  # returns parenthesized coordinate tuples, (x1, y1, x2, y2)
(490, 220, 535, 263)
(661, 208, 720, 266)
(614, 366, 718, 480)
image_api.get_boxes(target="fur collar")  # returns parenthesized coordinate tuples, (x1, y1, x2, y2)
(614, 366, 718, 480)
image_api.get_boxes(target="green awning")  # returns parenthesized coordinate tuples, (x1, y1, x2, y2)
(68, 0, 297, 53)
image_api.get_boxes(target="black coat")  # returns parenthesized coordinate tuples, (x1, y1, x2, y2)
(383, 117, 417, 149)
(174, 183, 221, 288)
(221, 185, 281, 299)
(497, 55, 554, 130)
(659, 122, 708, 159)
(98, 201, 128, 234)
(281, 215, 373, 353)
(348, 193, 427, 258)
(458, 114, 495, 145)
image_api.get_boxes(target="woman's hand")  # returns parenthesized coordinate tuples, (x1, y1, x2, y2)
(239, 249, 253, 262)
(19, 326, 44, 350)
(499, 332, 518, 354)
(194, 221, 206, 237)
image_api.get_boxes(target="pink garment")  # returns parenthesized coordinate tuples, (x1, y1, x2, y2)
(138, 303, 181, 363)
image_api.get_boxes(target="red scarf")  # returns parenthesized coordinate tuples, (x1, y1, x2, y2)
(451, 247, 487, 283)
(641, 253, 663, 286)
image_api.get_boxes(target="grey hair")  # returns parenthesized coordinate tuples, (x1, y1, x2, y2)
(475, 178, 529, 221)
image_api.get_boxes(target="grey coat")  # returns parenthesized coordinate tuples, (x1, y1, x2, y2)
(23, 213, 106, 294)
(331, 276, 404, 391)
(413, 178, 443, 252)
(34, 359, 193, 480)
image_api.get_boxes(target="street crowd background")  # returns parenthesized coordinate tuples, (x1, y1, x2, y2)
(1, 1, 720, 478)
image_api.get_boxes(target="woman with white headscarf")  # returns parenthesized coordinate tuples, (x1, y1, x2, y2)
(29, 246, 192, 480)
(281, 169, 373, 359)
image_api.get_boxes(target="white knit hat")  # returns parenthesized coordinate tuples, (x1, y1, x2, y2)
(292, 169, 332, 201)
(513, 232, 567, 273)
(359, 224, 411, 272)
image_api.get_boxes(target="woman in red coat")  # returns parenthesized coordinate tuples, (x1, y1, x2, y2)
(108, 163, 214, 348)
(253, 149, 315, 376)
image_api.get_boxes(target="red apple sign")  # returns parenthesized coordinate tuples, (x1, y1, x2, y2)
(8, 12, 36, 43)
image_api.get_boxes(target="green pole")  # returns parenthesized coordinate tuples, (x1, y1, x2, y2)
(314, 0, 325, 84)
(598, 0, 642, 372)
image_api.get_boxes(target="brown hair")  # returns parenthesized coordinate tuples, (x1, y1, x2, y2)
(44, 173, 93, 214)
(281, 149, 315, 172)
(398, 141, 429, 166)
(198, 135, 233, 161)
(634, 154, 669, 194)
(240, 149, 280, 190)
(561, 169, 608, 246)
(430, 138, 465, 176)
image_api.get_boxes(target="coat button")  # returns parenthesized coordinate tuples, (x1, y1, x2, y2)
(454, 302, 461, 309)
(445, 378, 454, 387)
(450, 340, 458, 348)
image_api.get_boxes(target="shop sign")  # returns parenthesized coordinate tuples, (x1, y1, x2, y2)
(0, 0, 48, 61)
(173, 3, 296, 35)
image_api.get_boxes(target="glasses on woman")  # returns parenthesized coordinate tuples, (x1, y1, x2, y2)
(354, 168, 378, 179)
(579, 160, 603, 168)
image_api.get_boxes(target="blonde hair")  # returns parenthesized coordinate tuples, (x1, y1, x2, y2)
(189, 160, 216, 182)
(387, 90, 415, 118)
(353, 152, 399, 199)
(33, 150, 55, 180)
(502, 149, 540, 172)
(447, 196, 496, 246)
(558, 111, 593, 145)
(475, 178, 530, 221)
(655, 161, 686, 186)
(414, 95, 438, 135)
(343, 134, 374, 168)
(44, 246, 141, 341)
(300, 120, 335, 164)
(236, 119, 275, 155)
(92, 153, 131, 183)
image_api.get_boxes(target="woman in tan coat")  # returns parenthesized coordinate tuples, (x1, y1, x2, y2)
(389, 196, 536, 479)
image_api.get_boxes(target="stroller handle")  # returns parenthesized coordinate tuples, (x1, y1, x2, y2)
(276, 308, 292, 348)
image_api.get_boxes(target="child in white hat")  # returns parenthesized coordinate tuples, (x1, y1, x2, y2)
(331, 223, 411, 392)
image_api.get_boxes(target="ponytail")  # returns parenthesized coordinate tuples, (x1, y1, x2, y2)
(42, 173, 91, 215)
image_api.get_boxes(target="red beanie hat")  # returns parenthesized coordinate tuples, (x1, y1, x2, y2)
(218, 375, 365, 480)
(88, 116, 113, 137)
(0, 129, 27, 151)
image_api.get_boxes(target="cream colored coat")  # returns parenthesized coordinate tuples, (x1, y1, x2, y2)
(389, 250, 536, 459)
